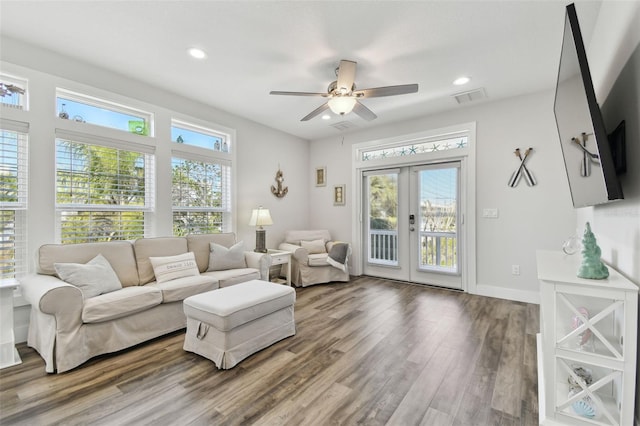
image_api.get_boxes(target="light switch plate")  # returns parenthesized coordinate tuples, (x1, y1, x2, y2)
(483, 208, 499, 218)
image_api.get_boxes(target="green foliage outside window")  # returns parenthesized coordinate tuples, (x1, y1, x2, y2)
(56, 140, 148, 244)
(171, 158, 226, 236)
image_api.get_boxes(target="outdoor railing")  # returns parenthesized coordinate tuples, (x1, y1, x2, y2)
(420, 231, 457, 271)
(369, 229, 398, 264)
(369, 229, 457, 272)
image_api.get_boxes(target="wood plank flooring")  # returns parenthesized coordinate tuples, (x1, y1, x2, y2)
(0, 276, 540, 425)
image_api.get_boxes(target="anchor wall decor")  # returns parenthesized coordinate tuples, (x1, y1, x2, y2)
(271, 168, 288, 198)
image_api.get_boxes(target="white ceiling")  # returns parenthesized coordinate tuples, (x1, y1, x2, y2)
(0, 1, 603, 141)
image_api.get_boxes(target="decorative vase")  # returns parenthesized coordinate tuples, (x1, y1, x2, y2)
(562, 234, 581, 255)
(58, 103, 69, 119)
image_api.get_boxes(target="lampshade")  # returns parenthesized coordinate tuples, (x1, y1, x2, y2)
(328, 96, 357, 115)
(248, 207, 273, 228)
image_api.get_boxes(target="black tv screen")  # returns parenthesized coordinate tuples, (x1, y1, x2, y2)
(554, 3, 624, 208)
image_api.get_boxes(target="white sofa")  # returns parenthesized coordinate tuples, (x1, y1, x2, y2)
(21, 233, 270, 373)
(278, 230, 350, 287)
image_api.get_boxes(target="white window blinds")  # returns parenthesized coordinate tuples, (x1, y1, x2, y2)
(171, 154, 231, 235)
(0, 122, 28, 278)
(55, 137, 155, 244)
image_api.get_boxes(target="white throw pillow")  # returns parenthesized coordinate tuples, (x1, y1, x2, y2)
(54, 254, 122, 299)
(301, 239, 326, 254)
(207, 241, 246, 271)
(149, 252, 200, 283)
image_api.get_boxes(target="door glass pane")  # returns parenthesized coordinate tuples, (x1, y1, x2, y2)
(367, 173, 398, 266)
(418, 166, 458, 273)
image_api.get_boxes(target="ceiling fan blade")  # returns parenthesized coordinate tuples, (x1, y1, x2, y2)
(301, 103, 330, 121)
(270, 90, 328, 97)
(353, 83, 418, 98)
(352, 101, 377, 121)
(336, 60, 357, 93)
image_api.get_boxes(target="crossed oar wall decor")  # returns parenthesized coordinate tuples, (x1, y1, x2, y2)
(508, 147, 537, 187)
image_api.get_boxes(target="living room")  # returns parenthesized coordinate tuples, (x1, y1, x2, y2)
(1, 1, 639, 425)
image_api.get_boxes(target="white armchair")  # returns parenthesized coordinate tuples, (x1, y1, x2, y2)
(278, 230, 350, 287)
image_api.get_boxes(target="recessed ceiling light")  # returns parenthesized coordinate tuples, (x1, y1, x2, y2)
(322, 114, 331, 120)
(188, 48, 207, 59)
(453, 76, 471, 86)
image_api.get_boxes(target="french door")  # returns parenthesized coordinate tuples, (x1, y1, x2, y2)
(363, 162, 462, 289)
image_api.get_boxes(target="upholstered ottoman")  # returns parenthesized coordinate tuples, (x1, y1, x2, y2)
(183, 280, 295, 369)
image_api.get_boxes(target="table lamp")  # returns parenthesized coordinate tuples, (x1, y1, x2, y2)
(248, 206, 273, 253)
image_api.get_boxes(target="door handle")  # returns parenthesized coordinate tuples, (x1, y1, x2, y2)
(409, 226, 415, 232)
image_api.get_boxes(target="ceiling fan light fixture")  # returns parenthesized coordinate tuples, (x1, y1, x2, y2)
(328, 96, 356, 115)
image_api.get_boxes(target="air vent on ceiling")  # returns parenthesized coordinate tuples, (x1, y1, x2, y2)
(331, 121, 358, 131)
(452, 87, 487, 104)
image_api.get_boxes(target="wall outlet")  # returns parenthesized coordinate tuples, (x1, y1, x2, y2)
(512, 265, 520, 275)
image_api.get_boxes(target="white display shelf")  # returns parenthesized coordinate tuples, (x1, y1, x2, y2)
(537, 250, 637, 426)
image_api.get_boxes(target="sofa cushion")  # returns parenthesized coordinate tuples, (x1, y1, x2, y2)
(148, 275, 218, 303)
(82, 286, 163, 323)
(284, 230, 332, 245)
(134, 237, 188, 284)
(301, 239, 326, 254)
(207, 241, 246, 271)
(38, 241, 139, 287)
(186, 233, 238, 272)
(149, 252, 200, 283)
(202, 268, 260, 288)
(308, 253, 329, 267)
(54, 254, 122, 299)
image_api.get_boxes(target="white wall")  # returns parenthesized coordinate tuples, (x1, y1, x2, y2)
(579, 1, 640, 288)
(581, 2, 640, 422)
(1, 38, 311, 342)
(310, 90, 576, 303)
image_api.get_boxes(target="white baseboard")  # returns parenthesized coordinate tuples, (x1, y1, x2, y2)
(472, 284, 540, 304)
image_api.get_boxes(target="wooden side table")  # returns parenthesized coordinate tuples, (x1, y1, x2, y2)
(0, 278, 22, 369)
(267, 249, 292, 286)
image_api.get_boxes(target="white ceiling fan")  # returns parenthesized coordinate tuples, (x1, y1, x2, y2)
(270, 60, 419, 121)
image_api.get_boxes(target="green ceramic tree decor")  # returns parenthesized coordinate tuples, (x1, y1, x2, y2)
(577, 222, 609, 279)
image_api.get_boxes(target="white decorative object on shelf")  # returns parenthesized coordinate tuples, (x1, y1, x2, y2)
(536, 250, 638, 426)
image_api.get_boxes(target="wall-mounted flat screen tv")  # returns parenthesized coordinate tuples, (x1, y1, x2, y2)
(554, 3, 624, 208)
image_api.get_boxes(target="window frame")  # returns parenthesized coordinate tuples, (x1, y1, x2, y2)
(54, 130, 156, 244)
(0, 120, 29, 279)
(0, 73, 28, 111)
(56, 88, 154, 137)
(170, 119, 233, 236)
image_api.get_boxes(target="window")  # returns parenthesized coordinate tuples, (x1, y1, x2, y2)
(171, 119, 231, 236)
(361, 136, 468, 161)
(0, 74, 28, 110)
(171, 120, 229, 152)
(172, 155, 231, 236)
(0, 122, 28, 279)
(56, 89, 153, 136)
(55, 136, 154, 244)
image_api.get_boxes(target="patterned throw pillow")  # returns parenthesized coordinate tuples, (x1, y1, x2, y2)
(149, 252, 200, 283)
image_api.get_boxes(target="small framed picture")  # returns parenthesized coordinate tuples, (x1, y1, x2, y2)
(315, 166, 326, 187)
(333, 184, 346, 206)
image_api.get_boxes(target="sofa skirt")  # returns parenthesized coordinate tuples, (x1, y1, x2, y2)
(183, 305, 295, 369)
